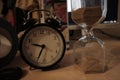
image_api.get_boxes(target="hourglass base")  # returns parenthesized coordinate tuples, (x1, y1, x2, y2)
(73, 40, 107, 73)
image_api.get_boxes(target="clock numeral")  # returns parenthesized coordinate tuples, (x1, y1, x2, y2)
(33, 32, 37, 37)
(51, 56, 54, 59)
(56, 47, 60, 54)
(28, 39, 32, 43)
(56, 49, 58, 53)
(25, 45, 29, 49)
(47, 31, 51, 35)
(51, 56, 54, 60)
(56, 42, 60, 45)
(53, 36, 57, 40)
(40, 30, 44, 34)
(42, 58, 47, 63)
(33, 57, 38, 62)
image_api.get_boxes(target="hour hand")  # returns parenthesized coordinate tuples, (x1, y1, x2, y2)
(32, 43, 45, 48)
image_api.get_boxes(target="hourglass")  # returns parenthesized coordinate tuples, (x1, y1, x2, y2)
(71, 0, 107, 73)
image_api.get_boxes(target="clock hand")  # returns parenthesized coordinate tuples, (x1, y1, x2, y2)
(32, 43, 44, 47)
(37, 44, 46, 61)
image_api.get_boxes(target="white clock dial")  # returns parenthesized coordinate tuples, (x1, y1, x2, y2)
(20, 25, 66, 69)
(0, 19, 18, 68)
(0, 34, 12, 58)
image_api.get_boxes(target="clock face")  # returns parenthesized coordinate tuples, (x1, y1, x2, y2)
(21, 26, 66, 68)
(0, 28, 12, 58)
(0, 19, 18, 68)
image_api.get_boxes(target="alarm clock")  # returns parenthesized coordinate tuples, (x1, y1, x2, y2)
(20, 24, 66, 69)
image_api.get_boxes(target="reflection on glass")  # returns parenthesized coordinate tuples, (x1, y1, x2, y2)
(69, 0, 102, 11)
(71, 0, 82, 11)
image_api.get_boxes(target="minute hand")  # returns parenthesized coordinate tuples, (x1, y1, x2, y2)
(37, 44, 45, 61)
